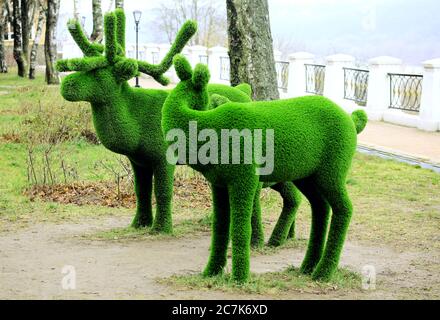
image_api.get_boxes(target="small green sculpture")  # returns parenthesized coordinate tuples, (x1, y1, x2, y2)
(162, 55, 368, 282)
(56, 9, 299, 241)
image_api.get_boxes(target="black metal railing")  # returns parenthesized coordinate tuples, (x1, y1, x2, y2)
(305, 64, 325, 95)
(388, 73, 423, 112)
(220, 56, 230, 81)
(199, 55, 209, 65)
(275, 61, 289, 91)
(344, 67, 369, 105)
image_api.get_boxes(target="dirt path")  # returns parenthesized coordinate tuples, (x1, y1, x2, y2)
(0, 216, 438, 299)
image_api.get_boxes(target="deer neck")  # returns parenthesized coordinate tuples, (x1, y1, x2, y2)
(90, 84, 139, 155)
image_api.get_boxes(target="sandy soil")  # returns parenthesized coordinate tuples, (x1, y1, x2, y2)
(0, 216, 438, 300)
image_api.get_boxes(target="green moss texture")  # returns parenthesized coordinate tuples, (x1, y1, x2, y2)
(162, 55, 368, 282)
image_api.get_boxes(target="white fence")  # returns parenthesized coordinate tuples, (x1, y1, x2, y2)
(63, 42, 440, 132)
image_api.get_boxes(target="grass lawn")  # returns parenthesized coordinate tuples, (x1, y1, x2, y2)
(1, 69, 439, 297)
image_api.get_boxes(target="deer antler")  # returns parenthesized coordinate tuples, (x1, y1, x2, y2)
(56, 8, 196, 86)
(137, 20, 198, 86)
(67, 19, 104, 57)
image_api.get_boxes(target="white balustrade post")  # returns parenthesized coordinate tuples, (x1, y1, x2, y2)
(144, 43, 159, 63)
(418, 58, 440, 131)
(189, 45, 208, 67)
(208, 46, 229, 84)
(323, 54, 355, 109)
(286, 52, 315, 98)
(365, 56, 402, 121)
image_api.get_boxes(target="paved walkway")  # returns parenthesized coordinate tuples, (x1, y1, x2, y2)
(358, 120, 440, 164)
(132, 76, 440, 165)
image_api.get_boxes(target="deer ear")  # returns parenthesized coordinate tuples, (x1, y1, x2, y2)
(192, 63, 210, 90)
(173, 54, 192, 81)
(113, 58, 138, 82)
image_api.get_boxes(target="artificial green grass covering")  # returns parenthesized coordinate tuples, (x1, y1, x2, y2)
(162, 55, 368, 282)
(55, 9, 297, 242)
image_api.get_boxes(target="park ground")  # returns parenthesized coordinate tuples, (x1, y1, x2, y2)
(0, 71, 439, 299)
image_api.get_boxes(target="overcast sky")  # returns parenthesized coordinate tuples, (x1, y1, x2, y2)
(59, 0, 440, 65)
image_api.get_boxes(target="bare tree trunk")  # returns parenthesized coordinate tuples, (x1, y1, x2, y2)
(90, 0, 103, 42)
(13, 0, 26, 77)
(21, 0, 33, 73)
(115, 0, 123, 9)
(44, 0, 60, 84)
(29, 0, 45, 79)
(0, 0, 8, 73)
(226, 0, 279, 100)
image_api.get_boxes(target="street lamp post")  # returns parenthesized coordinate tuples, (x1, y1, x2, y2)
(133, 10, 142, 88)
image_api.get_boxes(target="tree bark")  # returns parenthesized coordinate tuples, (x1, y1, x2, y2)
(226, 0, 279, 100)
(0, 0, 8, 73)
(115, 0, 123, 9)
(29, 0, 44, 79)
(12, 0, 27, 77)
(44, 0, 60, 84)
(21, 0, 34, 72)
(90, 0, 103, 42)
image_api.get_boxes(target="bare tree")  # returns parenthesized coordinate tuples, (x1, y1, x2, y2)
(29, 0, 45, 79)
(12, 0, 27, 76)
(227, 0, 279, 100)
(44, 0, 59, 84)
(21, 0, 37, 74)
(90, 0, 103, 42)
(0, 0, 9, 73)
(152, 0, 226, 47)
(115, 0, 123, 9)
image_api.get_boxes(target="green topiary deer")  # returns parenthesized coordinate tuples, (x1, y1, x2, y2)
(55, 9, 300, 242)
(162, 55, 368, 282)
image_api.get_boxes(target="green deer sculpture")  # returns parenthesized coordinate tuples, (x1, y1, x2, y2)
(162, 55, 368, 282)
(56, 9, 300, 243)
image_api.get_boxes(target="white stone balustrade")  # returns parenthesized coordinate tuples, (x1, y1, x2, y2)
(366, 56, 402, 121)
(286, 52, 315, 98)
(418, 58, 440, 131)
(208, 46, 229, 85)
(324, 54, 355, 111)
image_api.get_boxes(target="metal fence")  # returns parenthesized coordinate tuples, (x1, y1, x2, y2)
(305, 64, 325, 95)
(275, 61, 289, 91)
(220, 56, 230, 81)
(199, 55, 209, 65)
(343, 67, 369, 105)
(388, 73, 423, 112)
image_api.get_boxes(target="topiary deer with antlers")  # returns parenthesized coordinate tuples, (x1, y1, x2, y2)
(55, 9, 301, 240)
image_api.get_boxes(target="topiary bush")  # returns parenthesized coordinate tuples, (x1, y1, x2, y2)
(162, 55, 368, 282)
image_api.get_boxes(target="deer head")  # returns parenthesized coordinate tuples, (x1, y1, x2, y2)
(171, 54, 211, 111)
(56, 9, 197, 103)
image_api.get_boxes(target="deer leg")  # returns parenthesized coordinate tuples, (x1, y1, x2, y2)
(294, 177, 330, 275)
(229, 179, 258, 283)
(251, 183, 264, 249)
(151, 162, 175, 234)
(268, 182, 302, 247)
(130, 162, 153, 228)
(203, 185, 230, 277)
(311, 183, 352, 281)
